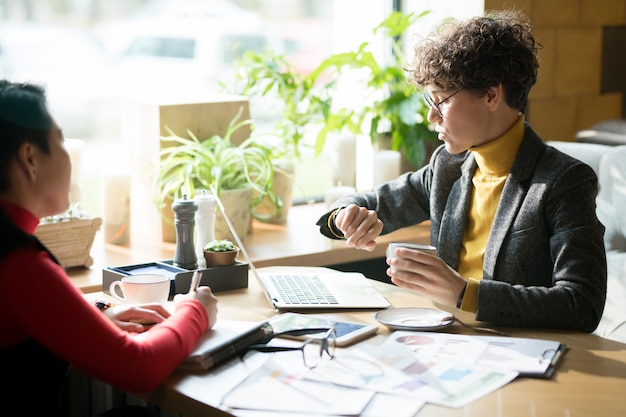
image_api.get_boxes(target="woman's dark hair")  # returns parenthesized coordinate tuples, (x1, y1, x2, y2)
(0, 80, 52, 192)
(409, 9, 541, 112)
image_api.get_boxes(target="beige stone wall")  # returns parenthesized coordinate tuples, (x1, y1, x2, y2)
(485, 0, 626, 141)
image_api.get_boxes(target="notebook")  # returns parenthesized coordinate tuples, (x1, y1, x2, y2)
(210, 187, 390, 311)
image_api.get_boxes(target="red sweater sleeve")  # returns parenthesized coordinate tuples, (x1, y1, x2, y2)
(0, 245, 209, 393)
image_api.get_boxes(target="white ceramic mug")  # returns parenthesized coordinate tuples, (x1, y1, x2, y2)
(386, 242, 438, 260)
(109, 274, 171, 304)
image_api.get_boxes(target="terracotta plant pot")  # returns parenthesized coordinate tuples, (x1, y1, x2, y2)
(203, 248, 240, 267)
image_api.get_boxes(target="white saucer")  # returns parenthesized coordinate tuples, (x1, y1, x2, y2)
(375, 307, 455, 331)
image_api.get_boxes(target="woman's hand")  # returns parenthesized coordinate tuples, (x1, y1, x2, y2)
(174, 286, 219, 330)
(387, 246, 467, 307)
(334, 204, 384, 251)
(103, 303, 171, 333)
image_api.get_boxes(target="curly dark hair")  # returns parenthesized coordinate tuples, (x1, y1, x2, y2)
(409, 9, 541, 112)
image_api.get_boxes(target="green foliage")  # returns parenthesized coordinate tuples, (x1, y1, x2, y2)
(225, 10, 437, 168)
(310, 10, 437, 168)
(40, 202, 84, 223)
(225, 50, 334, 161)
(203, 239, 238, 252)
(154, 108, 279, 219)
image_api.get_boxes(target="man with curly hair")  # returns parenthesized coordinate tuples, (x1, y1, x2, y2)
(317, 10, 607, 332)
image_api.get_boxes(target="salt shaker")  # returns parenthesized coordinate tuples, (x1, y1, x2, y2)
(172, 195, 198, 270)
(194, 190, 217, 268)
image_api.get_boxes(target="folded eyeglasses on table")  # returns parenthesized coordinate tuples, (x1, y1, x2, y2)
(242, 327, 336, 369)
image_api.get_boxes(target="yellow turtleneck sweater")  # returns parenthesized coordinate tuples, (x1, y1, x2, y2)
(458, 114, 525, 313)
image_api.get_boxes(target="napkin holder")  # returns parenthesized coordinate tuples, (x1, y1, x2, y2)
(102, 260, 249, 299)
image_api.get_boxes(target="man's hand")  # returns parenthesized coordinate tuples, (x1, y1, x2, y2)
(334, 204, 384, 251)
(386, 246, 467, 307)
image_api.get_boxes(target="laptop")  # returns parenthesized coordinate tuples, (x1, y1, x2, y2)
(210, 187, 390, 311)
(251, 265, 391, 311)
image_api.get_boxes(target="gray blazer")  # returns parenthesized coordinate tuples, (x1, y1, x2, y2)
(318, 124, 607, 332)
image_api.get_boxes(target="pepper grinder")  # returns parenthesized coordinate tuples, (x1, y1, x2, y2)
(172, 195, 198, 270)
(194, 190, 217, 268)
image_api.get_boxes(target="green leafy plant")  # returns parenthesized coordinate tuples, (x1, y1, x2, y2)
(203, 239, 238, 252)
(226, 10, 437, 169)
(40, 202, 85, 223)
(224, 50, 336, 162)
(154, 108, 280, 219)
(310, 10, 438, 168)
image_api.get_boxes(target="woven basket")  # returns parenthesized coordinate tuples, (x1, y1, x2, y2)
(35, 217, 102, 268)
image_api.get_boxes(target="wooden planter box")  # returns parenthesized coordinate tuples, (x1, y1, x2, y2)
(35, 217, 102, 268)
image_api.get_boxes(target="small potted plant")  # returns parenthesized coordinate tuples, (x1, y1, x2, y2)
(202, 239, 240, 267)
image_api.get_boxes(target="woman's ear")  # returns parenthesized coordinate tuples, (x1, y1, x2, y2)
(16, 142, 38, 180)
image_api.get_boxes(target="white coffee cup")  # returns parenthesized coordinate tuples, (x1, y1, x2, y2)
(109, 274, 171, 304)
(387, 242, 438, 260)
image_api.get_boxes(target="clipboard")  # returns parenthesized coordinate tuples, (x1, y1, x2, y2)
(382, 331, 567, 379)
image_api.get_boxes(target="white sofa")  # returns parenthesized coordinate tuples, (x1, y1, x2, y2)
(547, 141, 626, 343)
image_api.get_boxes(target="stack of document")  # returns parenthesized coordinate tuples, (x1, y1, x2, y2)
(304, 331, 565, 409)
(182, 323, 566, 415)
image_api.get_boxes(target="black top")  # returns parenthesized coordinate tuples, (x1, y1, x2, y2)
(0, 207, 69, 417)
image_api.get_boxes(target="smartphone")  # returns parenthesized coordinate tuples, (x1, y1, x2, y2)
(268, 312, 379, 347)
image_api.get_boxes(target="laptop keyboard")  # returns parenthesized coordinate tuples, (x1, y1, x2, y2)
(269, 274, 339, 305)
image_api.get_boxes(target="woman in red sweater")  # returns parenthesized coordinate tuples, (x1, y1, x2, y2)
(0, 80, 219, 416)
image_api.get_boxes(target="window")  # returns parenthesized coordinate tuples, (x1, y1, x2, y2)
(125, 37, 196, 59)
(1, 0, 482, 217)
(221, 34, 269, 62)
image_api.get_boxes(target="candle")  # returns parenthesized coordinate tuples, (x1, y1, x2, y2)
(372, 150, 401, 187)
(324, 185, 356, 208)
(101, 171, 131, 245)
(329, 134, 357, 186)
(65, 138, 83, 204)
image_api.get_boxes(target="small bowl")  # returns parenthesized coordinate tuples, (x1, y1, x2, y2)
(203, 248, 240, 267)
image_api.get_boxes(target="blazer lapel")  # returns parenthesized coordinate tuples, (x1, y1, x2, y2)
(483, 177, 524, 278)
(483, 125, 546, 279)
(438, 156, 476, 270)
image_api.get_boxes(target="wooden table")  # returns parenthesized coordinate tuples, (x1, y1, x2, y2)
(128, 270, 626, 417)
(69, 203, 430, 293)
(71, 202, 626, 416)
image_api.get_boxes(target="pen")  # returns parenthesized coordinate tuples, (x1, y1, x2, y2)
(190, 270, 202, 292)
(95, 300, 113, 311)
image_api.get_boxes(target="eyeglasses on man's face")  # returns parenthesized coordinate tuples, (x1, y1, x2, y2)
(422, 89, 462, 118)
(243, 327, 336, 369)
